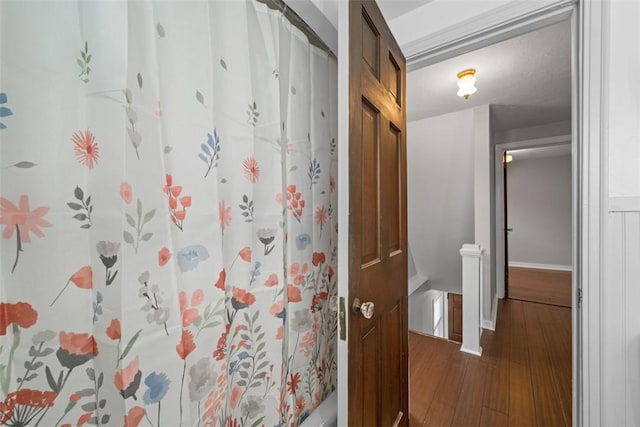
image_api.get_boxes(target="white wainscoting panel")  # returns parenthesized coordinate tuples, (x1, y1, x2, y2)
(602, 211, 640, 426)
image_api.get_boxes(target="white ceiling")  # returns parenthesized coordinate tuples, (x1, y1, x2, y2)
(377, 0, 434, 21)
(404, 19, 572, 131)
(306, 1, 572, 133)
(509, 144, 571, 161)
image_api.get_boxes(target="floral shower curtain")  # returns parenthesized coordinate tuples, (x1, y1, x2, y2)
(0, 1, 337, 426)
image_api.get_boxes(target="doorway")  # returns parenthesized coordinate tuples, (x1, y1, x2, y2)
(499, 144, 573, 308)
(402, 14, 576, 427)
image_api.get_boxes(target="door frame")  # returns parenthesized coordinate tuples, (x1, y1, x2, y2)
(494, 135, 572, 300)
(337, 1, 605, 425)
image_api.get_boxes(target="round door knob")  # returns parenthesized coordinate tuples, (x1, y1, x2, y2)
(352, 298, 375, 319)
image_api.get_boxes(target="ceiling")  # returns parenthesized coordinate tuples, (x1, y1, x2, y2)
(509, 144, 571, 161)
(404, 19, 572, 131)
(377, 0, 434, 21)
(306, 1, 571, 134)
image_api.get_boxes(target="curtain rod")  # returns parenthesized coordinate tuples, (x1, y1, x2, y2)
(255, 0, 337, 58)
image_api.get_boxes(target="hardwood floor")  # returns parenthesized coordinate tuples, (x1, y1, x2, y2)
(508, 267, 572, 308)
(409, 299, 571, 426)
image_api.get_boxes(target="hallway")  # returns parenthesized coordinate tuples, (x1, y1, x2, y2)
(409, 299, 572, 426)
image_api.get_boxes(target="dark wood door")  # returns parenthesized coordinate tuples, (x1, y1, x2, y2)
(448, 293, 463, 343)
(348, 1, 408, 425)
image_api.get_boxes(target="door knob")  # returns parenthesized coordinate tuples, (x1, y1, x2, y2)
(352, 298, 374, 319)
(506, 227, 513, 232)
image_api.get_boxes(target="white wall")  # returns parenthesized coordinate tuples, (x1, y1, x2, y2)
(599, 1, 640, 425)
(473, 105, 495, 325)
(407, 109, 475, 294)
(409, 288, 446, 338)
(507, 154, 572, 267)
(408, 106, 494, 326)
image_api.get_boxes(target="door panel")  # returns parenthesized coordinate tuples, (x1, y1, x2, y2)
(361, 10, 379, 77)
(361, 325, 380, 425)
(448, 293, 463, 343)
(349, 1, 408, 425)
(361, 101, 380, 266)
(381, 302, 403, 426)
(385, 124, 402, 254)
(386, 53, 401, 105)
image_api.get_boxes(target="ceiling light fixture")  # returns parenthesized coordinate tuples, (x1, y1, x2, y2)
(456, 68, 477, 99)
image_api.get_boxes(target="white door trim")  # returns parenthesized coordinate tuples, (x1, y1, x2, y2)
(576, 1, 604, 425)
(336, 0, 350, 424)
(494, 135, 572, 300)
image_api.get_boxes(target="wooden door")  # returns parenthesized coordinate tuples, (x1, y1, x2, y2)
(348, 1, 408, 425)
(448, 293, 463, 343)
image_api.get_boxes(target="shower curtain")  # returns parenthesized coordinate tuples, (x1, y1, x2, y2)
(0, 1, 337, 426)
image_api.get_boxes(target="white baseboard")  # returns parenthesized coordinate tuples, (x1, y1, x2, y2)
(460, 345, 483, 357)
(482, 296, 498, 331)
(508, 261, 572, 272)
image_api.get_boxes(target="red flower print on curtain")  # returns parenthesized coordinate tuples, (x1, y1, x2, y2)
(158, 247, 172, 266)
(114, 356, 141, 400)
(163, 174, 191, 231)
(176, 329, 196, 426)
(0, 302, 37, 335)
(218, 201, 231, 234)
(315, 206, 327, 237)
(242, 156, 260, 183)
(176, 329, 196, 360)
(57, 331, 98, 369)
(214, 269, 226, 291)
(124, 406, 146, 427)
(71, 130, 99, 169)
(0, 302, 38, 397)
(120, 182, 133, 204)
(50, 266, 93, 306)
(105, 318, 121, 341)
(0, 388, 57, 426)
(277, 185, 305, 222)
(0, 195, 52, 273)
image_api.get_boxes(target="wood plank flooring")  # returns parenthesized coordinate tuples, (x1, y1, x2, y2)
(508, 267, 572, 308)
(409, 299, 571, 427)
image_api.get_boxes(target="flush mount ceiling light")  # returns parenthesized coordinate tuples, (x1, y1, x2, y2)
(456, 68, 477, 99)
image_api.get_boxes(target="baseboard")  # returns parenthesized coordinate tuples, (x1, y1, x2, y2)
(409, 329, 451, 343)
(508, 261, 572, 271)
(482, 296, 498, 331)
(508, 265, 572, 308)
(460, 345, 483, 357)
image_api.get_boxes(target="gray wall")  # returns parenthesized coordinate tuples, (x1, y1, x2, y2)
(507, 154, 572, 267)
(407, 109, 474, 294)
(473, 105, 495, 323)
(409, 288, 446, 337)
